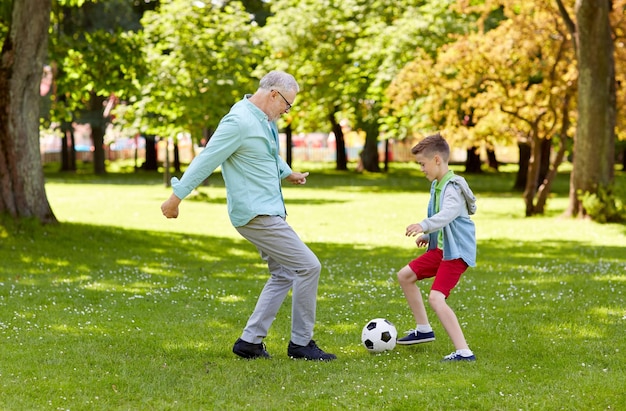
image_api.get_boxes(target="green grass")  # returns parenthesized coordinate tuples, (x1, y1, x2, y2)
(1, 162, 625, 410)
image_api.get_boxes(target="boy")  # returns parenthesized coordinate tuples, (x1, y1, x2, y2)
(396, 133, 477, 361)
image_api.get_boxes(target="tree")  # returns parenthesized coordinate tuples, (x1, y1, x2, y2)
(258, 0, 362, 171)
(557, 0, 617, 219)
(120, 0, 263, 151)
(612, 1, 626, 171)
(387, 0, 576, 216)
(260, 0, 469, 172)
(347, 0, 470, 172)
(0, 0, 56, 223)
(48, 0, 150, 175)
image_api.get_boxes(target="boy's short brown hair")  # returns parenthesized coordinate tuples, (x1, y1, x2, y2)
(411, 132, 450, 162)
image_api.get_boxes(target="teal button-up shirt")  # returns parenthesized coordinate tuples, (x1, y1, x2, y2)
(171, 96, 293, 227)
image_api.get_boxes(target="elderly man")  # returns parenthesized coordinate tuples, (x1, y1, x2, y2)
(161, 71, 335, 361)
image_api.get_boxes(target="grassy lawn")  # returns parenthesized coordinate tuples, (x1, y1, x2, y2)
(1, 161, 625, 410)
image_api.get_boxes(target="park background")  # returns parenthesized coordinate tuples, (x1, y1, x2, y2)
(1, 0, 625, 225)
(1, 0, 626, 410)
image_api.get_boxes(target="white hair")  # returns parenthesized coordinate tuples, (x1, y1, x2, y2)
(258, 71, 299, 93)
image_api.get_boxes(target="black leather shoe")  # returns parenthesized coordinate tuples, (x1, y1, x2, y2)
(288, 340, 336, 361)
(232, 338, 271, 359)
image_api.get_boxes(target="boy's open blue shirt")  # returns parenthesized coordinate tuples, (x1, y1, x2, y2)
(420, 176, 477, 267)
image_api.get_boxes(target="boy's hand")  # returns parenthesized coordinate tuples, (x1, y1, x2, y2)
(415, 235, 429, 247)
(405, 223, 424, 237)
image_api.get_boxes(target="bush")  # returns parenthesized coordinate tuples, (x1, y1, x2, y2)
(580, 184, 626, 223)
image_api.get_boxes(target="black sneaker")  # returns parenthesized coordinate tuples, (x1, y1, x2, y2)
(232, 338, 271, 359)
(287, 340, 336, 361)
(396, 329, 435, 345)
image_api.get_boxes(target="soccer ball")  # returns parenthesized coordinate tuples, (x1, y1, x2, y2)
(361, 318, 397, 353)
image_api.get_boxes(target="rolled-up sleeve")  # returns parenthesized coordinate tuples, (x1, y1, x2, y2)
(171, 116, 241, 200)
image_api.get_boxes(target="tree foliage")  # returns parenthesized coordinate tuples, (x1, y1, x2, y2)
(122, 0, 264, 141)
(47, 0, 150, 174)
(386, 0, 592, 216)
(259, 0, 470, 171)
(612, 0, 626, 143)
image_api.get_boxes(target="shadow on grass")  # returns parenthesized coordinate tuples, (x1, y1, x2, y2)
(2, 222, 623, 338)
(186, 191, 349, 206)
(44, 163, 577, 196)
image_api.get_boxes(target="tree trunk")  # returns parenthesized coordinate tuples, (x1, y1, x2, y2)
(92, 120, 106, 174)
(464, 147, 482, 173)
(143, 135, 158, 170)
(537, 138, 551, 187)
(173, 141, 180, 173)
(85, 93, 107, 175)
(60, 121, 77, 172)
(536, 89, 574, 214)
(0, 0, 56, 223)
(359, 133, 379, 172)
(284, 123, 293, 167)
(486, 149, 498, 171)
(329, 112, 348, 171)
(536, 135, 568, 214)
(522, 132, 543, 217)
(565, 0, 616, 218)
(383, 138, 389, 173)
(357, 114, 381, 172)
(514, 142, 530, 191)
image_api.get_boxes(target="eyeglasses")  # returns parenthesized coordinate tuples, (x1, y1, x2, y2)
(273, 89, 292, 111)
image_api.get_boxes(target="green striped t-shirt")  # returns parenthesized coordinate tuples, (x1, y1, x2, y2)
(434, 170, 455, 248)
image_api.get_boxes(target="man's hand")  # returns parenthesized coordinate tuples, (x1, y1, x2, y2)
(286, 171, 309, 185)
(405, 223, 424, 237)
(161, 194, 182, 218)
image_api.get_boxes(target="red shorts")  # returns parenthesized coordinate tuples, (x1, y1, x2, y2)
(408, 248, 468, 298)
